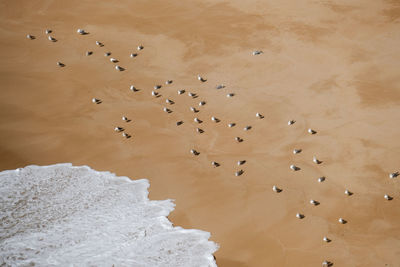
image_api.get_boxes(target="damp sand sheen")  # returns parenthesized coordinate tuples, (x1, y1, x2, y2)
(1, 0, 400, 266)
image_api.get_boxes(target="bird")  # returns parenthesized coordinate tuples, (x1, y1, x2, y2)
(26, 34, 35, 40)
(338, 218, 347, 224)
(272, 185, 282, 193)
(296, 213, 304, 219)
(115, 65, 124, 71)
(165, 99, 174, 105)
(45, 29, 52, 34)
(122, 132, 131, 138)
(163, 107, 172, 113)
(114, 127, 124, 132)
(322, 260, 333, 267)
(228, 123, 236, 128)
(190, 107, 199, 113)
(196, 128, 204, 133)
(252, 50, 263, 55)
(211, 161, 220, 167)
(237, 160, 246, 166)
(178, 89, 186, 95)
(243, 126, 252, 131)
(313, 156, 322, 164)
(154, 85, 161, 90)
(48, 36, 56, 42)
(190, 149, 200, 156)
(290, 165, 300, 171)
(130, 85, 139, 92)
(384, 194, 393, 200)
(122, 116, 129, 122)
(86, 51, 93, 56)
(197, 74, 207, 82)
(92, 98, 101, 104)
(235, 137, 243, 143)
(188, 92, 197, 98)
(104, 52, 111, 56)
(344, 189, 353, 196)
(165, 80, 173, 84)
(235, 170, 244, 176)
(310, 200, 320, 206)
(318, 177, 326, 182)
(199, 101, 206, 106)
(110, 58, 118, 63)
(226, 93, 234, 98)
(293, 149, 302, 154)
(323, 237, 331, 243)
(216, 84, 225, 89)
(194, 118, 202, 123)
(130, 53, 138, 58)
(95, 41, 104, 47)
(211, 116, 220, 122)
(308, 128, 317, 134)
(256, 113, 264, 119)
(77, 29, 87, 35)
(288, 120, 295, 125)
(56, 62, 65, 67)
(151, 91, 158, 96)
(389, 172, 399, 179)
(176, 121, 184, 126)
(137, 45, 144, 50)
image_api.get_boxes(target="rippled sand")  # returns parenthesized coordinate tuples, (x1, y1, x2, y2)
(0, 0, 400, 266)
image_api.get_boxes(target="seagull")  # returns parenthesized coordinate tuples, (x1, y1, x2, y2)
(92, 98, 101, 104)
(308, 128, 317, 134)
(130, 85, 139, 92)
(197, 74, 207, 82)
(296, 213, 304, 219)
(323, 237, 331, 243)
(313, 156, 322, 164)
(288, 120, 295, 125)
(344, 189, 353, 196)
(293, 149, 302, 154)
(290, 165, 300, 171)
(272, 185, 282, 193)
(252, 50, 263, 55)
(77, 29, 87, 35)
(384, 194, 393, 200)
(211, 161, 220, 167)
(235, 170, 244, 176)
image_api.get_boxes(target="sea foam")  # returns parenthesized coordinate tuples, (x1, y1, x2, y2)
(0, 164, 218, 266)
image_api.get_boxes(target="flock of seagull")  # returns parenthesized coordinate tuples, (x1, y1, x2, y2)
(26, 28, 398, 267)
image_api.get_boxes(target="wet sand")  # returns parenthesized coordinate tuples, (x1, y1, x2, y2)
(1, 0, 400, 266)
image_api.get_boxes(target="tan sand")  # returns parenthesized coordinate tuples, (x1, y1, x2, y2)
(1, 0, 400, 266)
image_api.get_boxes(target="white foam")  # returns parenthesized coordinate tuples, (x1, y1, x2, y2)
(0, 164, 218, 266)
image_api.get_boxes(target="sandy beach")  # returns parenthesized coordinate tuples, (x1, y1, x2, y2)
(1, 0, 400, 266)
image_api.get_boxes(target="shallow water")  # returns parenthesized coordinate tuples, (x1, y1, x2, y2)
(0, 164, 218, 266)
